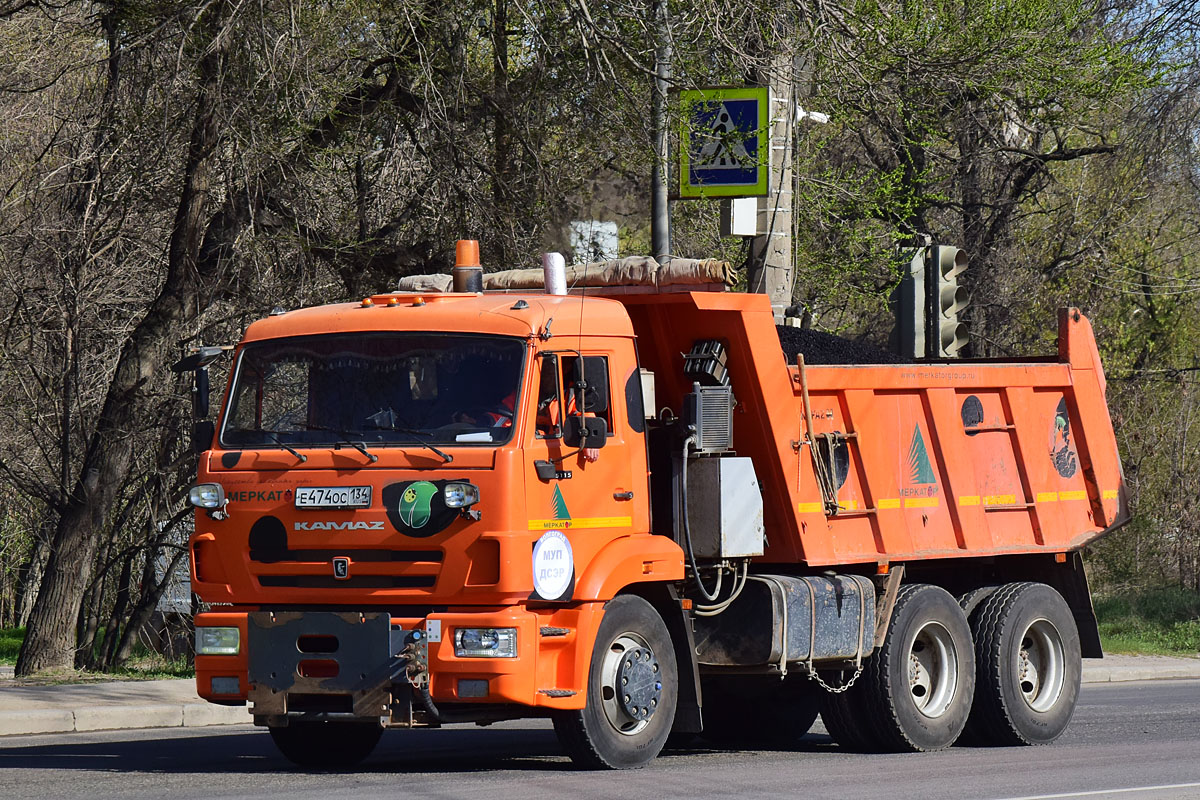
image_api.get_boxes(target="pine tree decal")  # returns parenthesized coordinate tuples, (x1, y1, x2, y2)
(551, 485, 571, 520)
(908, 425, 937, 484)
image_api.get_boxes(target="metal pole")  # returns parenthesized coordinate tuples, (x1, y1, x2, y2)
(650, 0, 671, 262)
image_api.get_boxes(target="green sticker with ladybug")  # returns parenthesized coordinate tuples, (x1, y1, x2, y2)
(399, 481, 438, 528)
(383, 480, 457, 537)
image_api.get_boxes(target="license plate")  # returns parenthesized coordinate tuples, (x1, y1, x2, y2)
(294, 486, 372, 509)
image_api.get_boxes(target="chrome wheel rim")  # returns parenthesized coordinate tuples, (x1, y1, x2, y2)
(908, 621, 959, 718)
(599, 632, 662, 736)
(1018, 618, 1065, 713)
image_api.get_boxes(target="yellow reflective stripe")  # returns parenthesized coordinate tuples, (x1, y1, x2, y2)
(839, 499, 859, 511)
(527, 516, 632, 531)
(798, 502, 823, 514)
(1059, 490, 1087, 501)
(1037, 491, 1058, 503)
(984, 494, 1017, 505)
(1102, 489, 1119, 500)
(959, 495, 980, 506)
(879, 498, 901, 509)
(903, 497, 938, 509)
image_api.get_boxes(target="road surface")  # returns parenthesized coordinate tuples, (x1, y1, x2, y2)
(0, 679, 1197, 800)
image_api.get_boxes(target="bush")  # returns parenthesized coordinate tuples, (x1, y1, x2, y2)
(1094, 586, 1200, 655)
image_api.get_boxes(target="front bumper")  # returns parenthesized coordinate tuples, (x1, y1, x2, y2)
(194, 604, 603, 724)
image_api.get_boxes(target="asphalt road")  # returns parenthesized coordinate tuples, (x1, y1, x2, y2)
(1, 679, 1197, 800)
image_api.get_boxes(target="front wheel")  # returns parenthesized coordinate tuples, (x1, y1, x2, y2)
(553, 595, 679, 769)
(268, 721, 382, 769)
(965, 582, 1081, 745)
(860, 583, 976, 751)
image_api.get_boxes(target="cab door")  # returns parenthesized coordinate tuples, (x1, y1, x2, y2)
(521, 345, 647, 600)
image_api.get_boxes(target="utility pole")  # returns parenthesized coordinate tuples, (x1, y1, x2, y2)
(747, 60, 795, 320)
(650, 0, 671, 262)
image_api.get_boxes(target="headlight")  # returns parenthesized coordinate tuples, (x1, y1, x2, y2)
(453, 627, 517, 658)
(195, 626, 240, 655)
(443, 482, 480, 508)
(188, 483, 226, 510)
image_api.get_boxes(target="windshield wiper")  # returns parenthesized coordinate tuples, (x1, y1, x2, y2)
(336, 439, 378, 463)
(302, 424, 379, 463)
(363, 410, 453, 464)
(263, 431, 307, 463)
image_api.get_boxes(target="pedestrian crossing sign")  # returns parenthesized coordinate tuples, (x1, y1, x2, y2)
(680, 87, 769, 198)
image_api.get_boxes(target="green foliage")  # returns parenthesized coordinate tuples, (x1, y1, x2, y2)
(0, 627, 24, 665)
(1095, 587, 1200, 655)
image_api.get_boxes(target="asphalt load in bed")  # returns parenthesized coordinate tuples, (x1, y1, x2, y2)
(776, 325, 906, 365)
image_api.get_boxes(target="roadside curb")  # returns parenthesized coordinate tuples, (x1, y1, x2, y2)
(0, 702, 247, 737)
(1081, 661, 1200, 684)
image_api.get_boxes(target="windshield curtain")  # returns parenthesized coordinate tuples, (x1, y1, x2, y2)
(220, 333, 525, 448)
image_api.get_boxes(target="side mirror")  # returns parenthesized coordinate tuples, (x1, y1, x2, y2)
(172, 346, 227, 419)
(193, 419, 216, 456)
(564, 415, 608, 449)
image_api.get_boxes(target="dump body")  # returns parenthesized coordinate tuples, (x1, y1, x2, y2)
(615, 291, 1127, 567)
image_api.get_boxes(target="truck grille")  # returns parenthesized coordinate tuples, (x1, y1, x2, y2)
(247, 516, 442, 593)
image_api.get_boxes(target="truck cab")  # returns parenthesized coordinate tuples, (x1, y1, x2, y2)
(189, 290, 685, 767)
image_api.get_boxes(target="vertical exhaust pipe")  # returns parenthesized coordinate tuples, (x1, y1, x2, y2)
(452, 239, 483, 292)
(542, 252, 566, 296)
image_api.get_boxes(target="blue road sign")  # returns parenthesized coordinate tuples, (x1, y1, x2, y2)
(680, 87, 769, 198)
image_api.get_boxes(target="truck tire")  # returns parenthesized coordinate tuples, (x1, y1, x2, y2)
(818, 675, 882, 752)
(860, 583, 975, 751)
(268, 721, 382, 768)
(700, 675, 820, 747)
(965, 581, 1081, 745)
(553, 595, 678, 769)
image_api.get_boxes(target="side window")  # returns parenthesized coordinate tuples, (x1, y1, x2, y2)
(535, 354, 561, 438)
(562, 355, 611, 429)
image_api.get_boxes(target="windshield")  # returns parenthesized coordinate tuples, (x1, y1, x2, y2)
(220, 333, 525, 448)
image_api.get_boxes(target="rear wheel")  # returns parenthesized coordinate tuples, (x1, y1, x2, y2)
(860, 583, 975, 751)
(818, 672, 881, 752)
(553, 595, 678, 769)
(965, 582, 1081, 745)
(268, 721, 382, 769)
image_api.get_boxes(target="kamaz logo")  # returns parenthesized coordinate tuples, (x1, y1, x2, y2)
(293, 521, 385, 531)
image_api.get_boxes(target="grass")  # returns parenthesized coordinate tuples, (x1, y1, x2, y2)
(0, 626, 23, 665)
(0, 625, 193, 681)
(1094, 586, 1200, 656)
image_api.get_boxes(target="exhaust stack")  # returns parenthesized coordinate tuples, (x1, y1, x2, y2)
(542, 252, 566, 296)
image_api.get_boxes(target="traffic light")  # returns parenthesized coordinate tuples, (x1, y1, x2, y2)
(928, 245, 968, 358)
(888, 248, 926, 359)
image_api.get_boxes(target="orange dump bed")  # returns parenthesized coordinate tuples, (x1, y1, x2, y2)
(617, 292, 1128, 568)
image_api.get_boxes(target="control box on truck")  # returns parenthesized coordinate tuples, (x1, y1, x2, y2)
(182, 241, 1128, 768)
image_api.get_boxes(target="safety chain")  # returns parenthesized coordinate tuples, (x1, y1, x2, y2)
(805, 660, 864, 694)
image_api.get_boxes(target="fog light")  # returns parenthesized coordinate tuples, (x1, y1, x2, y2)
(210, 676, 240, 695)
(453, 627, 516, 658)
(443, 482, 479, 508)
(196, 626, 240, 655)
(188, 483, 226, 510)
(457, 679, 489, 698)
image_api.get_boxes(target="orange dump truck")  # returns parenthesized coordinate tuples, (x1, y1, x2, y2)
(183, 247, 1127, 769)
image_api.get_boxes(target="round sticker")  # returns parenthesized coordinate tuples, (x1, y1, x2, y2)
(532, 530, 574, 601)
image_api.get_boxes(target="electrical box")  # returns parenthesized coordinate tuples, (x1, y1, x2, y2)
(640, 368, 656, 419)
(685, 456, 764, 558)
